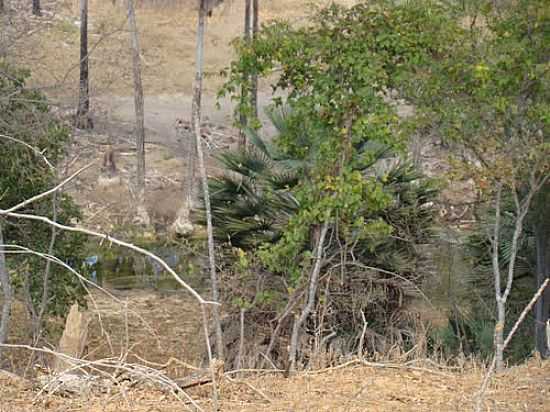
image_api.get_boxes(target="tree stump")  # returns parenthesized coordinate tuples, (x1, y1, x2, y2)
(53, 304, 89, 374)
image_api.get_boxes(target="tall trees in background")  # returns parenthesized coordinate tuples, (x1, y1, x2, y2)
(238, 0, 259, 147)
(75, 0, 92, 129)
(127, 0, 150, 226)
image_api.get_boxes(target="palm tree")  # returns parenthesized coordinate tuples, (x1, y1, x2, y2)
(202, 107, 437, 266)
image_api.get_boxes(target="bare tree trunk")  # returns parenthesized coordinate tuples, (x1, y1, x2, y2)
(0, 223, 11, 336)
(32, 193, 58, 345)
(172, 119, 196, 235)
(236, 307, 245, 370)
(492, 180, 539, 371)
(288, 219, 330, 372)
(0, 223, 12, 362)
(32, 0, 41, 16)
(238, 0, 252, 148)
(194, 0, 223, 361)
(127, 0, 150, 226)
(0, 0, 4, 14)
(75, 0, 92, 129)
(534, 196, 550, 358)
(250, 0, 259, 118)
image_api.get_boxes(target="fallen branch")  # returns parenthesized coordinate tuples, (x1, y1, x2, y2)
(0, 343, 204, 412)
(226, 375, 272, 403)
(306, 357, 452, 377)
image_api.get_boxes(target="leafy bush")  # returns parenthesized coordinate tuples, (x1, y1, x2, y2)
(0, 61, 87, 319)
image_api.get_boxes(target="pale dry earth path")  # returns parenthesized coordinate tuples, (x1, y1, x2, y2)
(95, 91, 279, 151)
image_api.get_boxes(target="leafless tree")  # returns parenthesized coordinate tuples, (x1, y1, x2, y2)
(250, 0, 259, 118)
(127, 0, 150, 226)
(491, 173, 549, 371)
(193, 0, 224, 361)
(75, 0, 93, 129)
(534, 197, 550, 358)
(238, 0, 252, 147)
(0, 222, 12, 362)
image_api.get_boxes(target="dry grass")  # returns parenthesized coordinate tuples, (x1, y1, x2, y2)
(2, 290, 549, 412)
(12, 0, 360, 100)
(1, 356, 548, 411)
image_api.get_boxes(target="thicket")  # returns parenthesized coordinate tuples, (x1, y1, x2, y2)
(0, 62, 87, 348)
(205, 0, 549, 369)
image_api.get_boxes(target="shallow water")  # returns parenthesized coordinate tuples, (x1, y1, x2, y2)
(85, 245, 202, 291)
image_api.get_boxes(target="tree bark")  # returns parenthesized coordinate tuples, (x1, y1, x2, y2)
(0, 223, 12, 362)
(0, 0, 4, 14)
(288, 219, 330, 372)
(32, 0, 41, 16)
(492, 180, 539, 371)
(194, 0, 224, 361)
(172, 120, 196, 235)
(127, 0, 150, 226)
(238, 0, 252, 148)
(250, 0, 259, 118)
(534, 188, 550, 358)
(31, 193, 58, 345)
(75, 0, 92, 129)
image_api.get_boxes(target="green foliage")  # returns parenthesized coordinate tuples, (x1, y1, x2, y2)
(219, 1, 453, 284)
(408, 0, 549, 187)
(0, 61, 87, 317)
(405, 0, 549, 363)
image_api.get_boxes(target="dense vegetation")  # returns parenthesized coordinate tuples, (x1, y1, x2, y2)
(0, 62, 86, 346)
(209, 0, 549, 368)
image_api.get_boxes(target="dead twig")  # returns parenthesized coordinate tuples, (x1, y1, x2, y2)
(226, 375, 272, 403)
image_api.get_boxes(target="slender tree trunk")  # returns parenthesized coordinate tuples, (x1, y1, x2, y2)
(127, 0, 150, 226)
(172, 120, 196, 235)
(32, 0, 41, 16)
(0, 223, 12, 362)
(75, 0, 92, 129)
(238, 0, 252, 148)
(250, 0, 259, 118)
(494, 299, 505, 369)
(194, 0, 223, 361)
(31, 193, 58, 345)
(0, 0, 4, 14)
(492, 181, 538, 371)
(534, 189, 550, 358)
(288, 219, 330, 372)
